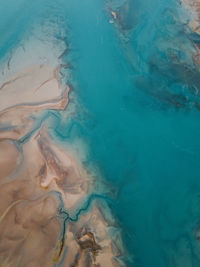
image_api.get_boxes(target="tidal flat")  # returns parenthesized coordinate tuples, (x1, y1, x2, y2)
(1, 0, 200, 266)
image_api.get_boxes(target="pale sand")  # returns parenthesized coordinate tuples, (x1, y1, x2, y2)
(24, 128, 89, 211)
(0, 64, 69, 141)
(0, 87, 69, 141)
(0, 140, 21, 179)
(0, 64, 125, 266)
(0, 65, 62, 112)
(0, 195, 60, 267)
(182, 0, 200, 33)
(61, 203, 126, 267)
(0, 130, 123, 266)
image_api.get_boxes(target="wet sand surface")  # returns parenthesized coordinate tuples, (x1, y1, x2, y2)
(0, 63, 124, 266)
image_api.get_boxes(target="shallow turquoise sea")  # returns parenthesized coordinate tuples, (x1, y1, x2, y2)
(1, 0, 200, 266)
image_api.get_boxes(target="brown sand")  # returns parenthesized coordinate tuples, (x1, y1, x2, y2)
(0, 64, 124, 266)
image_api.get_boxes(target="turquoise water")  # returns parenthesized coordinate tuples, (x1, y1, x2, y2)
(1, 0, 200, 266)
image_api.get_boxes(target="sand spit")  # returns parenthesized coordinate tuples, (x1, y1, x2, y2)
(0, 64, 125, 266)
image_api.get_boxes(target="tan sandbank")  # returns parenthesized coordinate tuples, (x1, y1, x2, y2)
(0, 64, 125, 266)
(0, 65, 61, 112)
(0, 65, 69, 141)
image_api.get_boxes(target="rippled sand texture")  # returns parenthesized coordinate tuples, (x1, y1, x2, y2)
(0, 64, 124, 266)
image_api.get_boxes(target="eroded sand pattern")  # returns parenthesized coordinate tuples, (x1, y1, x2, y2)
(0, 62, 124, 266)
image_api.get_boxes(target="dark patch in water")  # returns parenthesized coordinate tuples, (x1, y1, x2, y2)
(135, 76, 188, 109)
(136, 50, 200, 109)
(188, 32, 200, 45)
(116, 0, 138, 31)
